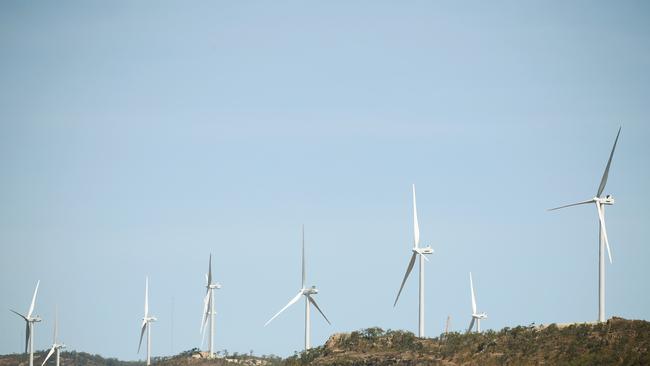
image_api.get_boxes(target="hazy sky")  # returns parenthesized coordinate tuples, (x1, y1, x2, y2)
(1, 1, 649, 361)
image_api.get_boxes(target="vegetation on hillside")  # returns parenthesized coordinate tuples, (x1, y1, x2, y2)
(2, 317, 648, 366)
(284, 317, 650, 365)
(0, 350, 143, 366)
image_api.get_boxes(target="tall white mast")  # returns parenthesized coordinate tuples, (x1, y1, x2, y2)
(549, 127, 620, 323)
(394, 185, 433, 337)
(265, 226, 331, 352)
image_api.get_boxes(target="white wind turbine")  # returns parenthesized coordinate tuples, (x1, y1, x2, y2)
(264, 226, 331, 351)
(201, 254, 221, 358)
(466, 272, 487, 333)
(138, 277, 157, 366)
(549, 127, 621, 323)
(10, 280, 41, 366)
(394, 184, 433, 337)
(41, 308, 65, 366)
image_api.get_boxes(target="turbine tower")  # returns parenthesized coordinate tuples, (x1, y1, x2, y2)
(394, 184, 434, 337)
(41, 308, 65, 366)
(549, 127, 621, 323)
(10, 280, 41, 366)
(201, 254, 221, 358)
(466, 272, 487, 333)
(138, 277, 157, 366)
(264, 225, 331, 351)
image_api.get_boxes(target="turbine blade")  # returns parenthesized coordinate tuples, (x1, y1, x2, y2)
(264, 291, 303, 327)
(208, 253, 212, 286)
(393, 252, 417, 307)
(200, 291, 210, 332)
(302, 225, 306, 289)
(547, 199, 594, 211)
(41, 345, 56, 366)
(596, 204, 613, 264)
(10, 309, 28, 321)
(470, 272, 477, 314)
(138, 321, 147, 353)
(144, 277, 149, 318)
(307, 295, 331, 325)
(200, 318, 207, 348)
(597, 127, 621, 197)
(25, 323, 29, 353)
(54, 307, 58, 343)
(467, 317, 475, 334)
(28, 280, 40, 318)
(412, 184, 420, 248)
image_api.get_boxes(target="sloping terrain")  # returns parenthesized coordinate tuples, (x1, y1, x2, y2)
(283, 317, 650, 366)
(2, 317, 649, 366)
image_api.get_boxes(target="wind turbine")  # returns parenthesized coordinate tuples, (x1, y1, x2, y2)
(264, 225, 331, 351)
(548, 127, 621, 323)
(394, 184, 433, 337)
(138, 277, 157, 366)
(201, 254, 221, 358)
(41, 308, 65, 366)
(10, 280, 41, 366)
(466, 272, 487, 333)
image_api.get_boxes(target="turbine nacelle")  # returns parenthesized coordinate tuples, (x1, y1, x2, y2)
(208, 283, 222, 290)
(302, 286, 318, 295)
(412, 246, 433, 255)
(143, 316, 157, 322)
(596, 195, 614, 205)
(29, 315, 42, 323)
(472, 313, 488, 319)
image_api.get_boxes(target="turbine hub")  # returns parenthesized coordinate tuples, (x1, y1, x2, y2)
(303, 287, 318, 295)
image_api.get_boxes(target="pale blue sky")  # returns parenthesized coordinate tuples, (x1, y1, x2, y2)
(1, 1, 649, 361)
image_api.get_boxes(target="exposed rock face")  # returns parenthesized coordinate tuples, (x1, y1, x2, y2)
(288, 318, 650, 366)
(1, 318, 649, 366)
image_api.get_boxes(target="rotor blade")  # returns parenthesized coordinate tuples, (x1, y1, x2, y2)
(547, 199, 594, 211)
(41, 345, 56, 366)
(470, 272, 477, 314)
(200, 291, 210, 332)
(144, 277, 149, 317)
(393, 252, 417, 307)
(264, 291, 303, 327)
(467, 317, 476, 334)
(597, 127, 621, 197)
(138, 321, 147, 353)
(28, 280, 40, 318)
(200, 318, 207, 348)
(208, 253, 212, 286)
(54, 307, 58, 343)
(307, 295, 331, 325)
(10, 309, 28, 321)
(412, 184, 420, 248)
(25, 323, 29, 353)
(302, 225, 306, 289)
(200, 295, 211, 346)
(596, 204, 613, 264)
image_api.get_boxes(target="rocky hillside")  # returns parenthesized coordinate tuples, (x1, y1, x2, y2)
(285, 317, 650, 365)
(2, 317, 648, 366)
(0, 350, 143, 366)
